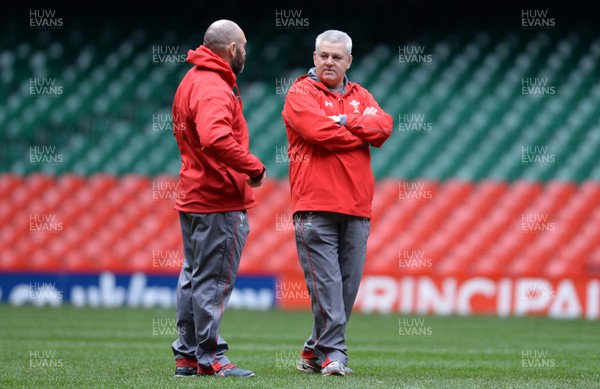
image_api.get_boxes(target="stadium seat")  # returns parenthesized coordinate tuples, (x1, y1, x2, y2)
(2, 24, 600, 291)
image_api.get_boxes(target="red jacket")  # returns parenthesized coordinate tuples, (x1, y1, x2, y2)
(282, 73, 393, 218)
(172, 46, 264, 213)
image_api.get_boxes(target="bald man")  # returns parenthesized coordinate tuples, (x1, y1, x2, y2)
(170, 19, 265, 378)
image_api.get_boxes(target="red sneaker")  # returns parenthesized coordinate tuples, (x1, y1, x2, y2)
(212, 363, 255, 377)
(174, 357, 198, 377)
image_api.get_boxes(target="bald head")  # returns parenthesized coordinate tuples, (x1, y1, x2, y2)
(202, 19, 248, 75)
(203, 19, 244, 53)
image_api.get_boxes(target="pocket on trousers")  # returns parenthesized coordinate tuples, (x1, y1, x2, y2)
(216, 237, 233, 290)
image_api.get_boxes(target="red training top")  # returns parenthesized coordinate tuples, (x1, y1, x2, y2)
(172, 46, 264, 213)
(282, 74, 393, 218)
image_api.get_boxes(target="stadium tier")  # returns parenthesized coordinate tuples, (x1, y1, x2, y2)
(3, 28, 600, 179)
(2, 24, 600, 315)
(2, 174, 600, 279)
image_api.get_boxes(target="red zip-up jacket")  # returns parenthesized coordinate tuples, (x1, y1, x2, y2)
(282, 73, 393, 218)
(172, 46, 264, 213)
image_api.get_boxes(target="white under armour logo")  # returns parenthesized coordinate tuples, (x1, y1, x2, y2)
(325, 101, 333, 107)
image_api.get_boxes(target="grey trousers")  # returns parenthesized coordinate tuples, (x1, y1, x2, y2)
(293, 211, 370, 366)
(171, 210, 249, 370)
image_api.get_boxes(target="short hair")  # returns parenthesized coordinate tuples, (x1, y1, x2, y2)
(315, 30, 352, 55)
(203, 19, 242, 52)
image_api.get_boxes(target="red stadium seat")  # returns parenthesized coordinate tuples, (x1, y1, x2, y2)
(1, 175, 598, 284)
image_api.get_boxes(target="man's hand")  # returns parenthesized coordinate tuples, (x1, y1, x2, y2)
(362, 106, 378, 115)
(327, 115, 341, 123)
(246, 168, 266, 188)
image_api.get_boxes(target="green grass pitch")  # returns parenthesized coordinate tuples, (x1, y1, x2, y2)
(0, 306, 598, 388)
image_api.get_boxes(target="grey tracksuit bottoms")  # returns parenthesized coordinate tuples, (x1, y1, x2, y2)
(171, 210, 248, 370)
(293, 211, 370, 366)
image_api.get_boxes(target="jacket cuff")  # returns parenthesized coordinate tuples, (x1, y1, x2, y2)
(250, 167, 266, 181)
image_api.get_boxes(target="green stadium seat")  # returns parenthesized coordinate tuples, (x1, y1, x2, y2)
(1, 24, 598, 183)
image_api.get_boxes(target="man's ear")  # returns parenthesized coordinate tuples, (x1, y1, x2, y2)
(313, 51, 317, 66)
(228, 42, 237, 59)
(347, 54, 353, 69)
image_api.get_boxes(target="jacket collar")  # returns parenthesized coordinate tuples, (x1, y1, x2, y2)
(186, 45, 237, 87)
(306, 67, 351, 96)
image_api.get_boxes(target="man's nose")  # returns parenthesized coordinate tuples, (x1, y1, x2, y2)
(325, 56, 334, 65)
